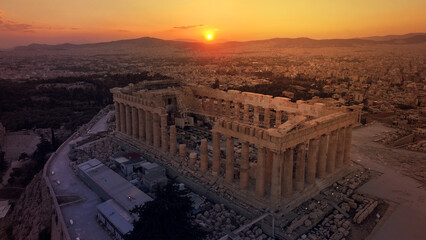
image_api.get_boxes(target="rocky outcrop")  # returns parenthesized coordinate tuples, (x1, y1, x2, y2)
(0, 173, 53, 240)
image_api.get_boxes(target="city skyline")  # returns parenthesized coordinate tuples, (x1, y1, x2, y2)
(1, 0, 426, 48)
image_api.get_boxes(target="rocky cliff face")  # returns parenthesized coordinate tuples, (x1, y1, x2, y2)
(0, 172, 53, 240)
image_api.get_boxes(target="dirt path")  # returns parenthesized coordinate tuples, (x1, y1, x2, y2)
(351, 123, 426, 240)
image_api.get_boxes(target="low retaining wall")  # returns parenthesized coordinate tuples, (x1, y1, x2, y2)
(42, 132, 78, 240)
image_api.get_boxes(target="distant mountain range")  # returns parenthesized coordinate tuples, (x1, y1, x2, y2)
(360, 32, 426, 41)
(7, 33, 426, 55)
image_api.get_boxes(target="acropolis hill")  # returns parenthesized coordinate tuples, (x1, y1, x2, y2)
(110, 79, 361, 212)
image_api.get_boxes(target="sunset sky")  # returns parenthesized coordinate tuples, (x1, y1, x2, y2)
(0, 0, 425, 48)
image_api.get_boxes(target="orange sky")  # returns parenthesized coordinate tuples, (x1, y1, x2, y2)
(0, 0, 425, 48)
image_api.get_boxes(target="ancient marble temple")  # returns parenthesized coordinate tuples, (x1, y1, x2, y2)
(111, 79, 360, 209)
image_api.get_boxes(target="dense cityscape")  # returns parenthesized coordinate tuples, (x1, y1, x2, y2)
(0, 1, 425, 240)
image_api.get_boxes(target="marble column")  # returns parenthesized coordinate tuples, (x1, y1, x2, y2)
(169, 125, 177, 156)
(225, 136, 234, 183)
(294, 143, 306, 191)
(243, 104, 249, 122)
(161, 114, 168, 152)
(225, 100, 231, 117)
(200, 139, 208, 172)
(189, 152, 197, 166)
(179, 144, 186, 160)
(114, 102, 120, 132)
(343, 126, 352, 165)
(212, 132, 221, 176)
(271, 151, 283, 203)
(153, 113, 160, 148)
(201, 97, 207, 111)
(282, 148, 294, 198)
(125, 105, 132, 136)
(255, 147, 266, 197)
(254, 106, 260, 125)
(138, 109, 145, 140)
(234, 102, 240, 120)
(120, 103, 126, 133)
(145, 111, 153, 145)
(264, 108, 271, 128)
(265, 149, 273, 188)
(132, 107, 138, 138)
(326, 131, 338, 173)
(306, 138, 319, 184)
(335, 128, 346, 168)
(240, 141, 250, 189)
(276, 111, 282, 126)
(209, 99, 215, 116)
(217, 100, 222, 116)
(316, 134, 328, 178)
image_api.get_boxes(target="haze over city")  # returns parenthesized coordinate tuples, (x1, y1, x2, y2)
(0, 1, 425, 240)
(1, 0, 426, 48)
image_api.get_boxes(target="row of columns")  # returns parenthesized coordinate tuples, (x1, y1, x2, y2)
(114, 101, 353, 203)
(114, 102, 168, 150)
(209, 126, 353, 203)
(200, 97, 285, 128)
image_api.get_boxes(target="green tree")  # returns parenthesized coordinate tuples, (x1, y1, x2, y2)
(126, 182, 206, 240)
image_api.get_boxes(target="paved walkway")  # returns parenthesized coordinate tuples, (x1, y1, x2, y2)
(88, 111, 113, 134)
(351, 123, 426, 240)
(47, 122, 112, 239)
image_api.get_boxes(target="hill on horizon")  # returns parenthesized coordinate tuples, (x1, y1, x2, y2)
(4, 33, 426, 56)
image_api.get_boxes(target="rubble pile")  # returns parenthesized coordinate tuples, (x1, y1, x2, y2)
(82, 137, 122, 163)
(278, 169, 379, 240)
(67, 148, 91, 164)
(194, 203, 272, 240)
(73, 105, 114, 138)
(373, 129, 410, 145)
(407, 139, 426, 153)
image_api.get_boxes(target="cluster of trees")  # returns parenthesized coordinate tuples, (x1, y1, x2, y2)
(126, 182, 206, 240)
(8, 137, 53, 187)
(234, 75, 332, 101)
(0, 72, 169, 131)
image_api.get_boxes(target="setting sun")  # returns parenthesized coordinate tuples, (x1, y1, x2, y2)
(205, 33, 214, 41)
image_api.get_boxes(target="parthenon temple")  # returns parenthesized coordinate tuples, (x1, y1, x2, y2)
(111, 79, 360, 210)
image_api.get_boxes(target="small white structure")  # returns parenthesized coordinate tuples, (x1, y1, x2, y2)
(138, 162, 167, 191)
(77, 159, 153, 213)
(97, 199, 134, 240)
(110, 152, 145, 176)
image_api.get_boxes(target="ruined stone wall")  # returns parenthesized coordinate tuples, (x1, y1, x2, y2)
(189, 85, 326, 117)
